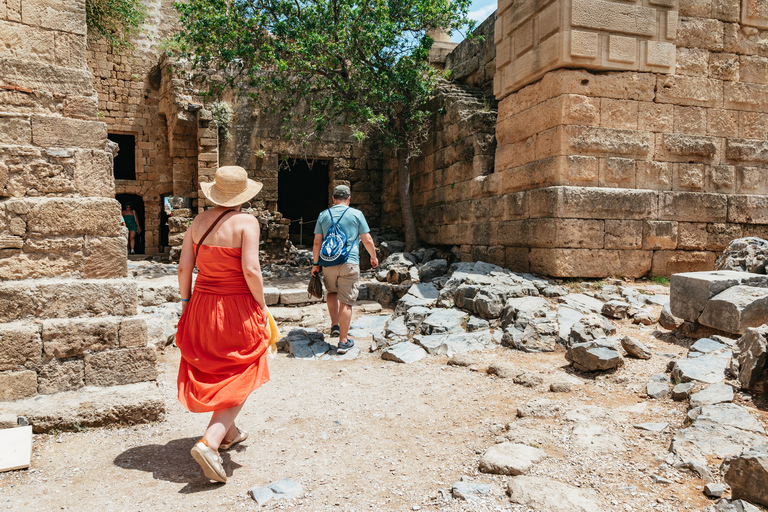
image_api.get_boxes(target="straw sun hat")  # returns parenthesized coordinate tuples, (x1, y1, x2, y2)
(200, 166, 263, 207)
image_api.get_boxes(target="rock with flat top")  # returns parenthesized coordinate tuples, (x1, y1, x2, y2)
(690, 383, 734, 408)
(506, 476, 606, 512)
(479, 442, 547, 475)
(566, 338, 624, 372)
(622, 336, 652, 359)
(698, 285, 768, 334)
(732, 325, 768, 393)
(672, 354, 730, 384)
(723, 451, 768, 507)
(670, 271, 768, 321)
(382, 342, 427, 364)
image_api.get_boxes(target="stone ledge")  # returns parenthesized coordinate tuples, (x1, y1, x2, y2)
(0, 381, 165, 433)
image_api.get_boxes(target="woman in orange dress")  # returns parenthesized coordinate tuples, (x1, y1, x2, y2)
(176, 166, 271, 483)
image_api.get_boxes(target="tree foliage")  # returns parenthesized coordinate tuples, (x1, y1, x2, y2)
(173, 0, 473, 249)
(86, 0, 148, 50)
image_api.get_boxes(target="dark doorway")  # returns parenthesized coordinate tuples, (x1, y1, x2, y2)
(278, 158, 330, 247)
(160, 194, 170, 251)
(109, 133, 136, 180)
(116, 193, 145, 254)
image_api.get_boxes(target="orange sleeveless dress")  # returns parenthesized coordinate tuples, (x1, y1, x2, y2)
(176, 244, 270, 413)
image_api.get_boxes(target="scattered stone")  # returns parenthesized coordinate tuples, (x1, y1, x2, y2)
(403, 307, 431, 335)
(671, 354, 730, 384)
(731, 325, 768, 394)
(395, 283, 439, 316)
(602, 300, 632, 319)
(705, 483, 727, 498)
(698, 285, 768, 335)
(569, 314, 617, 345)
(447, 353, 475, 367)
(420, 308, 468, 335)
(560, 293, 605, 314)
(670, 270, 768, 321)
(646, 381, 670, 399)
(715, 237, 768, 274)
(517, 398, 562, 418)
(451, 480, 491, 500)
(672, 382, 696, 401)
(621, 336, 652, 359)
(633, 308, 659, 325)
(419, 259, 448, 283)
(634, 422, 668, 433)
(651, 475, 673, 484)
(571, 422, 625, 453)
(703, 499, 762, 512)
(659, 304, 683, 330)
(348, 315, 390, 340)
(651, 373, 672, 383)
(502, 296, 549, 329)
(282, 329, 330, 359)
(384, 315, 408, 338)
(566, 338, 624, 372)
(414, 331, 494, 356)
(557, 305, 583, 344)
(723, 450, 768, 507)
(516, 320, 559, 353)
(691, 337, 730, 354)
(248, 478, 303, 505)
(466, 316, 490, 332)
(690, 383, 735, 408)
(506, 476, 607, 512)
(513, 372, 543, 388)
(549, 382, 572, 393)
(382, 342, 427, 364)
(487, 362, 518, 379)
(479, 442, 548, 475)
(541, 285, 568, 297)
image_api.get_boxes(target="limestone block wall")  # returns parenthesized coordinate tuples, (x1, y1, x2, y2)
(0, 0, 158, 404)
(87, 0, 180, 254)
(445, 13, 498, 93)
(491, 0, 768, 277)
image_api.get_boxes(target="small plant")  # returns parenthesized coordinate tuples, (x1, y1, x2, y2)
(651, 276, 670, 286)
(97, 111, 105, 119)
(210, 101, 234, 141)
(86, 0, 147, 51)
(254, 149, 266, 159)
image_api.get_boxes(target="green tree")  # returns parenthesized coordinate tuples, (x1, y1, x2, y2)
(173, 0, 473, 251)
(86, 0, 147, 50)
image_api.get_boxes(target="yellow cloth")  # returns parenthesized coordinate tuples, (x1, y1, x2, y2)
(267, 312, 280, 354)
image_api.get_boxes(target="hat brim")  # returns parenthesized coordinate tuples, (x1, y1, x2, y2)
(200, 179, 263, 207)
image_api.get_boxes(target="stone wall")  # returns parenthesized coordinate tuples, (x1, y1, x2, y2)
(87, 0, 180, 254)
(0, 0, 158, 404)
(445, 13, 497, 93)
(492, 0, 768, 277)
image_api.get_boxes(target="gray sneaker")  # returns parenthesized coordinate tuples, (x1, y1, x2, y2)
(337, 339, 354, 354)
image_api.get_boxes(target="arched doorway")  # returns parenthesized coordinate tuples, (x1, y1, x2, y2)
(277, 158, 331, 247)
(116, 193, 145, 254)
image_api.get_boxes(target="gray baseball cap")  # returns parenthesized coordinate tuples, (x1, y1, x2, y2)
(333, 185, 351, 198)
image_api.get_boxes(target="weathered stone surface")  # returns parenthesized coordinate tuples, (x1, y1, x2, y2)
(479, 442, 547, 475)
(84, 348, 157, 387)
(570, 313, 617, 345)
(566, 338, 624, 372)
(690, 383, 734, 407)
(647, 381, 671, 399)
(264, 287, 280, 306)
(716, 237, 768, 274)
(452, 481, 491, 500)
(141, 303, 181, 349)
(506, 476, 606, 512)
(26, 197, 121, 237)
(673, 382, 696, 400)
(0, 278, 138, 322)
(698, 285, 768, 334)
(691, 337, 730, 354)
(732, 326, 768, 393)
(0, 382, 165, 433)
(279, 288, 322, 305)
(670, 271, 768, 321)
(559, 293, 604, 314)
(382, 342, 427, 363)
(37, 359, 84, 394)
(0, 321, 41, 371)
(119, 317, 148, 349)
(723, 451, 768, 507)
(414, 331, 494, 356)
(421, 308, 468, 334)
(672, 354, 730, 384)
(41, 316, 120, 359)
(0, 370, 37, 401)
(515, 320, 559, 352)
(137, 277, 180, 306)
(502, 296, 549, 328)
(530, 248, 653, 278)
(248, 478, 304, 506)
(395, 283, 438, 315)
(517, 398, 563, 418)
(419, 259, 448, 282)
(83, 235, 127, 278)
(659, 303, 683, 330)
(571, 422, 625, 453)
(282, 329, 330, 359)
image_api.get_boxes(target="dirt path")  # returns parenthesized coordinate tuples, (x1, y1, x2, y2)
(7, 314, 760, 511)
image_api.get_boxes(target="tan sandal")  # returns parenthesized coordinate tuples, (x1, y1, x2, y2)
(190, 439, 227, 483)
(220, 427, 249, 450)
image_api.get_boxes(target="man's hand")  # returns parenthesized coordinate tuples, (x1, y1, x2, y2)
(370, 255, 378, 269)
(311, 264, 320, 276)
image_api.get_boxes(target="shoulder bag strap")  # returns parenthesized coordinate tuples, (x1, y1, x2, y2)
(194, 209, 234, 260)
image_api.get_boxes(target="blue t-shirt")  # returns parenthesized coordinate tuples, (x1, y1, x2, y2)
(314, 205, 370, 265)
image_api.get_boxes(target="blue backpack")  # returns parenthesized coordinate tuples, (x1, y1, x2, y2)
(319, 208, 358, 267)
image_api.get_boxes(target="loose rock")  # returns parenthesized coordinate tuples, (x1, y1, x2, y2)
(621, 336, 652, 359)
(478, 442, 547, 475)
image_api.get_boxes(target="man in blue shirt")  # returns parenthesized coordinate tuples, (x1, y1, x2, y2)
(312, 185, 379, 354)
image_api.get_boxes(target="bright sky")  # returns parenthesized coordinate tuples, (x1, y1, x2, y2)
(452, 0, 497, 42)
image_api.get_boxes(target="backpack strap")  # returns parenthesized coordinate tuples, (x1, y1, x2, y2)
(194, 209, 235, 260)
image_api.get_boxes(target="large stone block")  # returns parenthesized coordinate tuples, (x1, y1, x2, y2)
(0, 115, 31, 145)
(526, 218, 604, 248)
(563, 125, 653, 158)
(658, 133, 719, 163)
(529, 186, 658, 220)
(669, 270, 768, 320)
(42, 316, 121, 359)
(21, 0, 86, 35)
(529, 248, 652, 277)
(31, 115, 107, 148)
(728, 195, 768, 224)
(643, 220, 678, 250)
(0, 370, 37, 401)
(0, 278, 138, 322)
(726, 138, 768, 164)
(119, 317, 148, 348)
(653, 248, 715, 275)
(656, 75, 724, 108)
(84, 347, 157, 387)
(659, 192, 727, 222)
(605, 219, 643, 249)
(74, 149, 114, 197)
(82, 235, 127, 278)
(26, 197, 122, 236)
(698, 285, 768, 334)
(37, 359, 84, 395)
(0, 321, 42, 371)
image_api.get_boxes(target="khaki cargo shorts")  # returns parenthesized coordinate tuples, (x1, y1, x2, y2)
(322, 263, 360, 306)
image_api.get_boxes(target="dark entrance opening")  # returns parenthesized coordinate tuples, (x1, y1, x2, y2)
(278, 158, 330, 247)
(160, 194, 171, 251)
(108, 133, 136, 180)
(116, 193, 145, 254)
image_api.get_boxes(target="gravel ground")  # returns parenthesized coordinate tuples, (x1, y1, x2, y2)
(2, 281, 767, 512)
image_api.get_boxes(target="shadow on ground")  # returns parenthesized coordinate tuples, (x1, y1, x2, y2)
(113, 436, 244, 493)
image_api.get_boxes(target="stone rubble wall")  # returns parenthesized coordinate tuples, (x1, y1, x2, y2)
(444, 13, 497, 93)
(86, 0, 180, 255)
(0, 0, 159, 405)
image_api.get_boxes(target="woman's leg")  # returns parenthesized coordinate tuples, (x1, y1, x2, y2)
(202, 402, 245, 451)
(129, 231, 136, 251)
